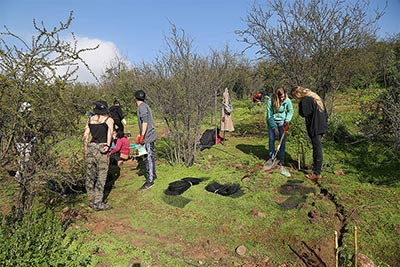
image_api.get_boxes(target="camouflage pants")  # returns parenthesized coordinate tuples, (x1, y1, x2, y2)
(86, 143, 109, 205)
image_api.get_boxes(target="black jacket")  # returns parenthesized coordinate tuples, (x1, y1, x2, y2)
(109, 105, 124, 121)
(298, 96, 328, 137)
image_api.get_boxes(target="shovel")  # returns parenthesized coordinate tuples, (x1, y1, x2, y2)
(264, 123, 289, 170)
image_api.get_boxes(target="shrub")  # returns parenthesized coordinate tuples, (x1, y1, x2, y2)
(327, 114, 355, 144)
(0, 206, 91, 267)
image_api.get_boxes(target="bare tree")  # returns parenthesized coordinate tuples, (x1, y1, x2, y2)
(0, 11, 98, 217)
(135, 25, 231, 166)
(237, 0, 384, 102)
(99, 56, 140, 115)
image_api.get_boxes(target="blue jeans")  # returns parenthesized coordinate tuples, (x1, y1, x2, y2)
(268, 122, 286, 160)
(144, 142, 157, 183)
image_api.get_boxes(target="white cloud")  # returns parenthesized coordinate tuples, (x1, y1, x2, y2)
(57, 36, 129, 84)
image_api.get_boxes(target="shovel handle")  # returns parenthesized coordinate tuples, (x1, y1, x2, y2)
(272, 131, 286, 159)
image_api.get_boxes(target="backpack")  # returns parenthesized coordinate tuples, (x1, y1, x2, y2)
(199, 128, 220, 151)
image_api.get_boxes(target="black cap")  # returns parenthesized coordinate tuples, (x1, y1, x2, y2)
(135, 90, 146, 101)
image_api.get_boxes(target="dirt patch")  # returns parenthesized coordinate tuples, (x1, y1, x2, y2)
(231, 162, 249, 171)
(275, 180, 316, 209)
(83, 212, 133, 236)
(182, 238, 233, 264)
(290, 241, 328, 267)
(79, 209, 243, 266)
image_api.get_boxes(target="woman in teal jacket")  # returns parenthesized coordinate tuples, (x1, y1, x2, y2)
(266, 87, 294, 165)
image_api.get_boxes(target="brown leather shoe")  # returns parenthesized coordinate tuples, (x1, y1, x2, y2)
(305, 173, 322, 180)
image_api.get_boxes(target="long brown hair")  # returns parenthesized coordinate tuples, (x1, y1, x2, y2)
(273, 88, 287, 112)
(290, 86, 325, 111)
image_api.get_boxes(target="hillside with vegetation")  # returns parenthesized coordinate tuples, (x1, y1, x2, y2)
(0, 0, 399, 266)
(1, 93, 399, 266)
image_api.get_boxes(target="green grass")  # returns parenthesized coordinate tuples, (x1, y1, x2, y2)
(1, 93, 399, 266)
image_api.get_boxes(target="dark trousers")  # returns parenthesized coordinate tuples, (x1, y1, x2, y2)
(144, 142, 156, 183)
(310, 134, 323, 175)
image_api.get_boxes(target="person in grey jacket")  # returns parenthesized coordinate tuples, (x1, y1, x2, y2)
(134, 90, 157, 190)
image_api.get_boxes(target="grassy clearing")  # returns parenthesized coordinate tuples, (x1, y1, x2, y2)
(71, 95, 398, 266)
(1, 92, 399, 266)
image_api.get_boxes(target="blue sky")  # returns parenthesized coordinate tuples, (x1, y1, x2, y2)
(1, 0, 399, 83)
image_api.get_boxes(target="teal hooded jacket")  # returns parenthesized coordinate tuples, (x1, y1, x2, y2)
(266, 97, 294, 129)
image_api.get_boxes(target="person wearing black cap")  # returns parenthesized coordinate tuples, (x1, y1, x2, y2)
(109, 99, 126, 131)
(83, 100, 114, 210)
(134, 90, 157, 190)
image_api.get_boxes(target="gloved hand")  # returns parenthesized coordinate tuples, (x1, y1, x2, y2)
(283, 122, 289, 133)
(121, 118, 127, 126)
(136, 135, 144, 145)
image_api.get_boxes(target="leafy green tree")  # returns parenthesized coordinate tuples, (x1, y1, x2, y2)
(356, 35, 400, 151)
(99, 56, 138, 114)
(287, 114, 309, 170)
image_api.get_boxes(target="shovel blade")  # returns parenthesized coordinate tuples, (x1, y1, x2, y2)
(263, 158, 279, 170)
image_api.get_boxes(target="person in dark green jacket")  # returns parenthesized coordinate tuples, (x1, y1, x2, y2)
(266, 88, 294, 166)
(291, 86, 328, 180)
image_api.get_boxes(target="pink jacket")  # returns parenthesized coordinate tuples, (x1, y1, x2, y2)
(110, 135, 130, 156)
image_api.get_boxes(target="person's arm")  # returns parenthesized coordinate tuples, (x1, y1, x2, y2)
(83, 122, 90, 154)
(266, 99, 277, 129)
(298, 100, 304, 117)
(137, 105, 149, 144)
(106, 117, 114, 147)
(100, 117, 114, 153)
(109, 139, 122, 155)
(118, 106, 124, 120)
(285, 99, 294, 122)
(141, 122, 148, 137)
(136, 122, 148, 144)
(300, 96, 314, 117)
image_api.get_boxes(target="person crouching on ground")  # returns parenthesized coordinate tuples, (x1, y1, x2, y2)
(290, 86, 328, 180)
(266, 87, 293, 166)
(134, 89, 157, 190)
(109, 128, 130, 167)
(83, 100, 114, 211)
